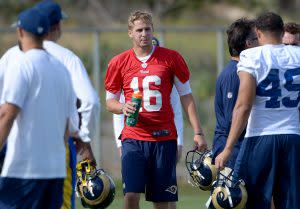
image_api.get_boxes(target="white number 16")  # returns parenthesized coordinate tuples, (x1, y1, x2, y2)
(130, 75, 162, 112)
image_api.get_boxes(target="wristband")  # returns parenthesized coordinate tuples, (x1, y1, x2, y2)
(195, 132, 204, 136)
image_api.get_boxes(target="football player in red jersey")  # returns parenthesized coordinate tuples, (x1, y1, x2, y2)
(105, 10, 207, 209)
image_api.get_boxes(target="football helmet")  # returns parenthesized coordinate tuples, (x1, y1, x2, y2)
(76, 160, 115, 209)
(152, 37, 160, 46)
(185, 149, 218, 191)
(206, 169, 248, 209)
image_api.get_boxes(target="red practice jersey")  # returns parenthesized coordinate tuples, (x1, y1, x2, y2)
(105, 46, 190, 141)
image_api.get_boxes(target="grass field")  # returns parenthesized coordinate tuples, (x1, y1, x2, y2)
(75, 180, 210, 209)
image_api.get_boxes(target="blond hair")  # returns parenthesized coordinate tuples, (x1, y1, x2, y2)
(128, 10, 153, 30)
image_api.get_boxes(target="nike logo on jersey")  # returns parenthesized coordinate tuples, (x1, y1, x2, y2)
(140, 63, 149, 73)
(141, 63, 148, 68)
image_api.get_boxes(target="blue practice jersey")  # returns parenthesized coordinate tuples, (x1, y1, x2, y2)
(214, 60, 245, 140)
(212, 60, 245, 168)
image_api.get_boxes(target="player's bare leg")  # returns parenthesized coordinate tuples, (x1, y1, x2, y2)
(153, 202, 169, 209)
(124, 192, 140, 209)
(271, 197, 275, 209)
(168, 202, 176, 209)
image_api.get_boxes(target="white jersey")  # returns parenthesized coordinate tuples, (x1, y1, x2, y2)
(0, 46, 23, 98)
(113, 86, 184, 147)
(237, 44, 300, 137)
(0, 46, 79, 135)
(1, 49, 77, 178)
(44, 41, 100, 142)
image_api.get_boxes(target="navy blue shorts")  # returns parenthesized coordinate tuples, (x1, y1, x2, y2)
(212, 135, 242, 169)
(121, 138, 177, 202)
(0, 144, 7, 172)
(234, 134, 300, 209)
(0, 177, 64, 209)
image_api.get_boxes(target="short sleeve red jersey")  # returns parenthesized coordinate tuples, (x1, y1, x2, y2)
(105, 46, 190, 141)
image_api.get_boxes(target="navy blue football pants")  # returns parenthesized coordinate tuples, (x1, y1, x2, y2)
(234, 134, 300, 209)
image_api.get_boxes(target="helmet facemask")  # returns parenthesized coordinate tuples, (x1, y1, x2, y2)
(185, 150, 218, 191)
(76, 160, 116, 209)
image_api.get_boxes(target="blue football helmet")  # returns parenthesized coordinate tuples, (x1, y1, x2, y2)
(185, 149, 218, 191)
(152, 37, 160, 46)
(206, 169, 248, 209)
(76, 160, 115, 209)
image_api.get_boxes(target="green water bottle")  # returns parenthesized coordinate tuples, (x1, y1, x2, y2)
(126, 91, 142, 127)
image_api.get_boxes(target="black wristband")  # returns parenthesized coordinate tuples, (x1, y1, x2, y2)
(195, 132, 204, 136)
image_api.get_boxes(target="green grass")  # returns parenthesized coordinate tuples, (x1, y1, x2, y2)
(75, 180, 210, 209)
